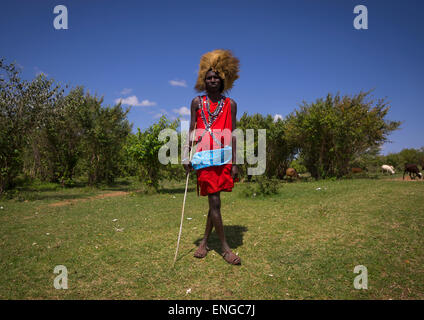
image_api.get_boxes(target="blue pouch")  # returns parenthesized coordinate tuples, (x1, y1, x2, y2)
(191, 146, 232, 170)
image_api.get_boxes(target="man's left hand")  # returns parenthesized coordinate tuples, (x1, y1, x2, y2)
(231, 164, 239, 181)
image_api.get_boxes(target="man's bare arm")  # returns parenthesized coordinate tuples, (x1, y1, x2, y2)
(230, 98, 238, 177)
(182, 97, 199, 167)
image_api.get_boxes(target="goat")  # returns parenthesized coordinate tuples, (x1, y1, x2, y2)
(403, 163, 423, 180)
(381, 164, 395, 175)
(351, 167, 363, 174)
(285, 168, 299, 179)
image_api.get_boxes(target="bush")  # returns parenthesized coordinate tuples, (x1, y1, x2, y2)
(125, 116, 179, 191)
(241, 177, 279, 198)
(285, 91, 401, 179)
(289, 159, 308, 174)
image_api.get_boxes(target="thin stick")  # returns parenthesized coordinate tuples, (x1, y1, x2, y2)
(173, 123, 197, 267)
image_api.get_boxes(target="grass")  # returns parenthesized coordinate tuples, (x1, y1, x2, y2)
(0, 174, 423, 299)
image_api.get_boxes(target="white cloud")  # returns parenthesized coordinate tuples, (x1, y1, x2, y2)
(120, 88, 132, 95)
(273, 114, 284, 122)
(169, 79, 187, 87)
(151, 109, 173, 119)
(173, 106, 190, 117)
(115, 95, 156, 107)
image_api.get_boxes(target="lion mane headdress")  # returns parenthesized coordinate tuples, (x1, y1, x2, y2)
(195, 49, 240, 93)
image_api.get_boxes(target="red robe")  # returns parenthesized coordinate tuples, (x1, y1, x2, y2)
(195, 96, 234, 196)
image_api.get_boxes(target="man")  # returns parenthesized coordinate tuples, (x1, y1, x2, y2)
(183, 49, 241, 265)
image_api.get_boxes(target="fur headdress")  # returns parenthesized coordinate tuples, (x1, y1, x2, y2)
(195, 49, 240, 93)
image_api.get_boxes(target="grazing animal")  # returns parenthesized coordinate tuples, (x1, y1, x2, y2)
(285, 168, 299, 179)
(351, 167, 363, 174)
(403, 163, 423, 180)
(381, 164, 395, 175)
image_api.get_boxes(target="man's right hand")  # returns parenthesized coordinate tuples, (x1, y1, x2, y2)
(183, 162, 194, 175)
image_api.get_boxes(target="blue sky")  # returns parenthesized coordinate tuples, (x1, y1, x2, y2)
(1, 0, 423, 154)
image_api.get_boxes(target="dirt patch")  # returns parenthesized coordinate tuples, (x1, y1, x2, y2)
(47, 191, 129, 207)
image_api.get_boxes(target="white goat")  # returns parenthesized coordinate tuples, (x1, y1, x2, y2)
(382, 164, 395, 175)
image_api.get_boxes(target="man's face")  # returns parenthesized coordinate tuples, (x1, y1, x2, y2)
(205, 70, 223, 92)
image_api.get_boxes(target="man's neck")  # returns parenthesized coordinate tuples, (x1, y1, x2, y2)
(206, 91, 222, 102)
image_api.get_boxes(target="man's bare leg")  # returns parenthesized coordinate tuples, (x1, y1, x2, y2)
(194, 210, 213, 258)
(208, 192, 241, 264)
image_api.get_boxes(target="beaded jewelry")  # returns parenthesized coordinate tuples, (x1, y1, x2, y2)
(199, 95, 226, 147)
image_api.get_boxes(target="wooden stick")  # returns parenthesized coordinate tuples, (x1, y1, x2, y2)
(173, 123, 197, 267)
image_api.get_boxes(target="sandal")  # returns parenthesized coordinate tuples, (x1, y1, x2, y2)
(222, 251, 241, 265)
(194, 245, 210, 258)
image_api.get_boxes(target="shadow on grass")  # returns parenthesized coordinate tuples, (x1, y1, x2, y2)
(159, 187, 195, 194)
(193, 225, 248, 253)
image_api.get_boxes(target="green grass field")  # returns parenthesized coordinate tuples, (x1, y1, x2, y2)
(0, 175, 423, 299)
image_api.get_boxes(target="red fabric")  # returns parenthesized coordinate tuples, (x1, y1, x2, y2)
(195, 96, 234, 196)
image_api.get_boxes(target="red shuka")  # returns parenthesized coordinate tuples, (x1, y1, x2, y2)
(195, 96, 234, 196)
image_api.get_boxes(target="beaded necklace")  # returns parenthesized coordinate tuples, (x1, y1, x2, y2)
(198, 95, 226, 147)
(201, 95, 225, 129)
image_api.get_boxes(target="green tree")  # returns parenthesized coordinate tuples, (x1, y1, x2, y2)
(23, 87, 86, 184)
(383, 148, 424, 171)
(237, 113, 295, 179)
(285, 91, 401, 179)
(0, 59, 63, 193)
(126, 116, 178, 191)
(79, 94, 132, 185)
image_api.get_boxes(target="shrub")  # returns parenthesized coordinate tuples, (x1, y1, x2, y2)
(241, 177, 279, 198)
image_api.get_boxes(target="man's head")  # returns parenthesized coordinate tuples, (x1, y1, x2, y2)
(195, 49, 240, 93)
(205, 69, 224, 93)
